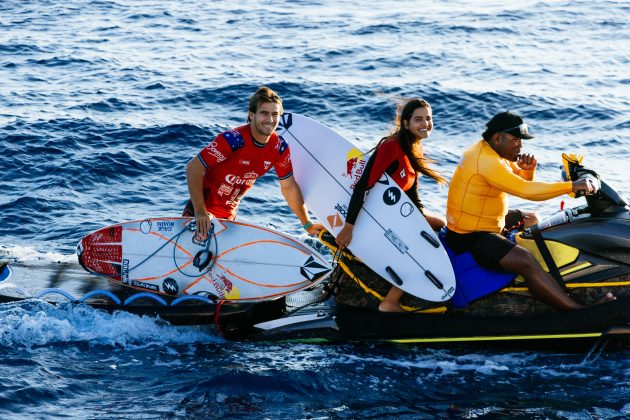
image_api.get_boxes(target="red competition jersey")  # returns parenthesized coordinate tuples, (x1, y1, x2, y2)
(198, 124, 293, 219)
(345, 138, 422, 225)
(365, 138, 416, 191)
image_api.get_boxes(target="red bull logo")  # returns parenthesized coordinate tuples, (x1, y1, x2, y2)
(342, 148, 366, 190)
(206, 271, 234, 298)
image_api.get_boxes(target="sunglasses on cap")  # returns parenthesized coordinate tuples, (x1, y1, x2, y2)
(501, 123, 529, 136)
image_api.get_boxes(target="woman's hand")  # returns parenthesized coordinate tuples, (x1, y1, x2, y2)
(335, 223, 354, 249)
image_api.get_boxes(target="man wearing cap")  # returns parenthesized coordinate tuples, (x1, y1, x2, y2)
(445, 111, 610, 310)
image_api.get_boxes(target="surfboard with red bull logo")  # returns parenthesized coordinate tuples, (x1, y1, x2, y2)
(277, 113, 456, 302)
(77, 217, 331, 301)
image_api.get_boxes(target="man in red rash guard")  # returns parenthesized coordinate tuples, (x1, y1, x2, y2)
(184, 86, 324, 238)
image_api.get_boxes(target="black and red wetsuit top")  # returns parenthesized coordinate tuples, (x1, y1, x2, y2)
(345, 138, 424, 225)
(185, 124, 293, 220)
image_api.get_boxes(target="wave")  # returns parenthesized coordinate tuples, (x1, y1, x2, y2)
(0, 300, 219, 349)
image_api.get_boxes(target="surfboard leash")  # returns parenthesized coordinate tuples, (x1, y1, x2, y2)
(123, 225, 189, 276)
(214, 299, 226, 338)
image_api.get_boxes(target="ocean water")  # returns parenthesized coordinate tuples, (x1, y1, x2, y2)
(1, 0, 629, 418)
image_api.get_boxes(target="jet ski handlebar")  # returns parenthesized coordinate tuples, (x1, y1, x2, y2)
(529, 163, 628, 233)
(572, 166, 628, 214)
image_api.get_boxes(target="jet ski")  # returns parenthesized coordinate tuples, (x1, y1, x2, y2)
(0, 155, 628, 350)
(214, 154, 630, 349)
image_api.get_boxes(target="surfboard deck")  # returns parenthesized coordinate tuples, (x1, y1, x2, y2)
(76, 217, 331, 301)
(277, 113, 456, 302)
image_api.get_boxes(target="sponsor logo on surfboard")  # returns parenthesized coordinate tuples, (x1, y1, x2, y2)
(300, 256, 331, 282)
(162, 277, 179, 295)
(334, 203, 348, 218)
(326, 213, 344, 229)
(122, 259, 129, 284)
(442, 286, 455, 300)
(383, 187, 401, 205)
(342, 148, 367, 190)
(400, 202, 414, 217)
(205, 272, 234, 299)
(131, 280, 159, 292)
(384, 229, 409, 254)
(157, 220, 175, 232)
(140, 219, 152, 234)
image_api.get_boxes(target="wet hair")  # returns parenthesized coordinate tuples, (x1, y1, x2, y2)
(377, 98, 446, 184)
(247, 86, 283, 122)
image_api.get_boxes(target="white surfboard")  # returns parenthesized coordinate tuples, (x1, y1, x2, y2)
(277, 113, 456, 302)
(76, 217, 331, 301)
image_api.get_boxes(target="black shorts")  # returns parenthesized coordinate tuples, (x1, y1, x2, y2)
(445, 210, 524, 271)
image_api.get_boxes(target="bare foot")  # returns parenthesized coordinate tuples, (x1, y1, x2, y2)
(593, 292, 616, 305)
(378, 301, 405, 313)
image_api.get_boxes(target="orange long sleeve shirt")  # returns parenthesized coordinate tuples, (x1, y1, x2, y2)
(446, 140, 572, 233)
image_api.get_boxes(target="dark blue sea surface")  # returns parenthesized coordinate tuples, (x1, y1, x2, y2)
(1, 0, 628, 418)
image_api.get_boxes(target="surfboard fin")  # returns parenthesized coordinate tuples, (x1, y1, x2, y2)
(424, 270, 444, 290)
(385, 266, 404, 286)
(420, 231, 440, 248)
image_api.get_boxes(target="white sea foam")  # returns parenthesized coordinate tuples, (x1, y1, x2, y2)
(0, 244, 75, 264)
(0, 300, 221, 349)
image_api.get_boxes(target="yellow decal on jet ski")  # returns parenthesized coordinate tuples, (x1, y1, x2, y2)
(515, 234, 580, 271)
(562, 153, 584, 198)
(389, 332, 603, 344)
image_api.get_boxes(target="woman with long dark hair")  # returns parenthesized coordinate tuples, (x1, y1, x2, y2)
(336, 98, 446, 312)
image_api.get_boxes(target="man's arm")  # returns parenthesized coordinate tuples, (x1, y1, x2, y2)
(279, 175, 324, 236)
(482, 157, 593, 200)
(186, 156, 213, 238)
